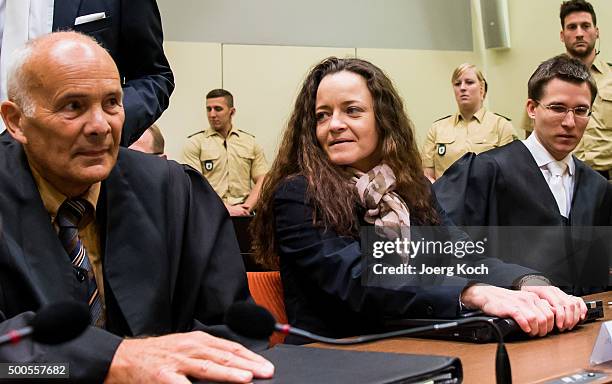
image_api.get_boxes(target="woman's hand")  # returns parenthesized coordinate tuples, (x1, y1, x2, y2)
(460, 284, 584, 337)
(520, 285, 587, 331)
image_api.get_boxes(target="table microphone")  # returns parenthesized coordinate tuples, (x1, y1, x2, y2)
(0, 301, 90, 346)
(225, 302, 512, 384)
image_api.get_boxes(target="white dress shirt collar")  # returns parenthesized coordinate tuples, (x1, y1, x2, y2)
(522, 132, 575, 176)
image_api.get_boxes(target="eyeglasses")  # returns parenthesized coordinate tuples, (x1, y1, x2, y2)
(535, 101, 592, 119)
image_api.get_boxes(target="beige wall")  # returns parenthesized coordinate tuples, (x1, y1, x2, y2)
(223, 45, 355, 164)
(356, 49, 480, 145)
(159, 0, 612, 162)
(155, 42, 221, 160)
(485, 0, 612, 137)
(161, 45, 480, 161)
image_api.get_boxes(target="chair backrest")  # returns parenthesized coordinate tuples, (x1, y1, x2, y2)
(232, 216, 268, 271)
(246, 271, 287, 345)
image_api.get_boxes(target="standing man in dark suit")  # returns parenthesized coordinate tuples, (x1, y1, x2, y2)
(0, 0, 174, 146)
(434, 55, 612, 294)
(0, 32, 273, 383)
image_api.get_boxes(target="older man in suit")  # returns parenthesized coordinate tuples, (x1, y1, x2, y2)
(0, 0, 173, 146)
(0, 32, 273, 383)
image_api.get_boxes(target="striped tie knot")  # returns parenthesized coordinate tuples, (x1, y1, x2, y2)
(57, 199, 93, 229)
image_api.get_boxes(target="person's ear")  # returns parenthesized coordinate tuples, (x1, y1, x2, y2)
(230, 107, 236, 117)
(526, 99, 537, 120)
(1, 101, 28, 144)
(560, 29, 564, 43)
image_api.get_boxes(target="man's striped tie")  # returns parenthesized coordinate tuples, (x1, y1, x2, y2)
(56, 199, 104, 327)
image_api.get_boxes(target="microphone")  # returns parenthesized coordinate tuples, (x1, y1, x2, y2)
(0, 301, 90, 346)
(225, 302, 512, 384)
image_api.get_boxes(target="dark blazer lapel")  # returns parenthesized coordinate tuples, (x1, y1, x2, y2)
(569, 158, 598, 225)
(10, 144, 75, 305)
(99, 153, 170, 336)
(512, 141, 561, 214)
(52, 0, 82, 30)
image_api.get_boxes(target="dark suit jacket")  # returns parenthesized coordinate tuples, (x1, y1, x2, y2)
(53, 0, 174, 146)
(0, 137, 251, 382)
(433, 141, 612, 293)
(274, 176, 536, 342)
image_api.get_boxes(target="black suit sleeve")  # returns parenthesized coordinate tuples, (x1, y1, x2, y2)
(168, 163, 252, 327)
(432, 192, 539, 288)
(274, 176, 465, 319)
(117, 0, 174, 146)
(0, 235, 122, 383)
(0, 313, 122, 383)
(170, 164, 268, 349)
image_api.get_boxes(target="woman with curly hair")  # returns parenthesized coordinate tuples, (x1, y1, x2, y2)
(251, 57, 585, 343)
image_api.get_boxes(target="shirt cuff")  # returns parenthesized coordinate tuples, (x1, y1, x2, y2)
(512, 274, 552, 289)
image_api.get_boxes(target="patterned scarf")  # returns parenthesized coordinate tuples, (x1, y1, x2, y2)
(349, 164, 411, 264)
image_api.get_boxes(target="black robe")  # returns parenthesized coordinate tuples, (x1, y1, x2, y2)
(433, 141, 612, 293)
(0, 136, 252, 382)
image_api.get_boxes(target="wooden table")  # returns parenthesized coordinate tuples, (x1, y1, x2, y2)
(312, 291, 611, 384)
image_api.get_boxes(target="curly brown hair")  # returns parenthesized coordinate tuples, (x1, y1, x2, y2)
(251, 57, 439, 269)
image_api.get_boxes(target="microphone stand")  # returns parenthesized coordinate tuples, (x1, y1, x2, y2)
(275, 317, 512, 384)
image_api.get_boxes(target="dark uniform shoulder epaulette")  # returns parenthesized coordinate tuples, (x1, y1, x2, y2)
(187, 130, 205, 139)
(433, 115, 452, 123)
(238, 129, 255, 138)
(494, 112, 511, 121)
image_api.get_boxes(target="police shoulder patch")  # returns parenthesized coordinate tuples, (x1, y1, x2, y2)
(437, 144, 446, 156)
(203, 160, 214, 171)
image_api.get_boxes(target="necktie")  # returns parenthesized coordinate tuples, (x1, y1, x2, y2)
(547, 160, 568, 218)
(56, 199, 104, 327)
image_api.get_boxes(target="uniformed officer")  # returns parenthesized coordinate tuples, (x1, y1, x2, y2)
(523, 0, 612, 179)
(422, 63, 517, 180)
(182, 89, 268, 216)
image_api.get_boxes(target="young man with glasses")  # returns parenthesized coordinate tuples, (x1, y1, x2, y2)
(433, 54, 612, 296)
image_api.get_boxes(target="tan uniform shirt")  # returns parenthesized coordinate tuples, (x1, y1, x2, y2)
(572, 56, 612, 170)
(182, 127, 268, 205)
(422, 107, 517, 179)
(29, 165, 106, 313)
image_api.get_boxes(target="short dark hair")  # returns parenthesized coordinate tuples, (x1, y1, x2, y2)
(206, 88, 234, 108)
(560, 0, 596, 27)
(148, 124, 165, 154)
(527, 54, 597, 104)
